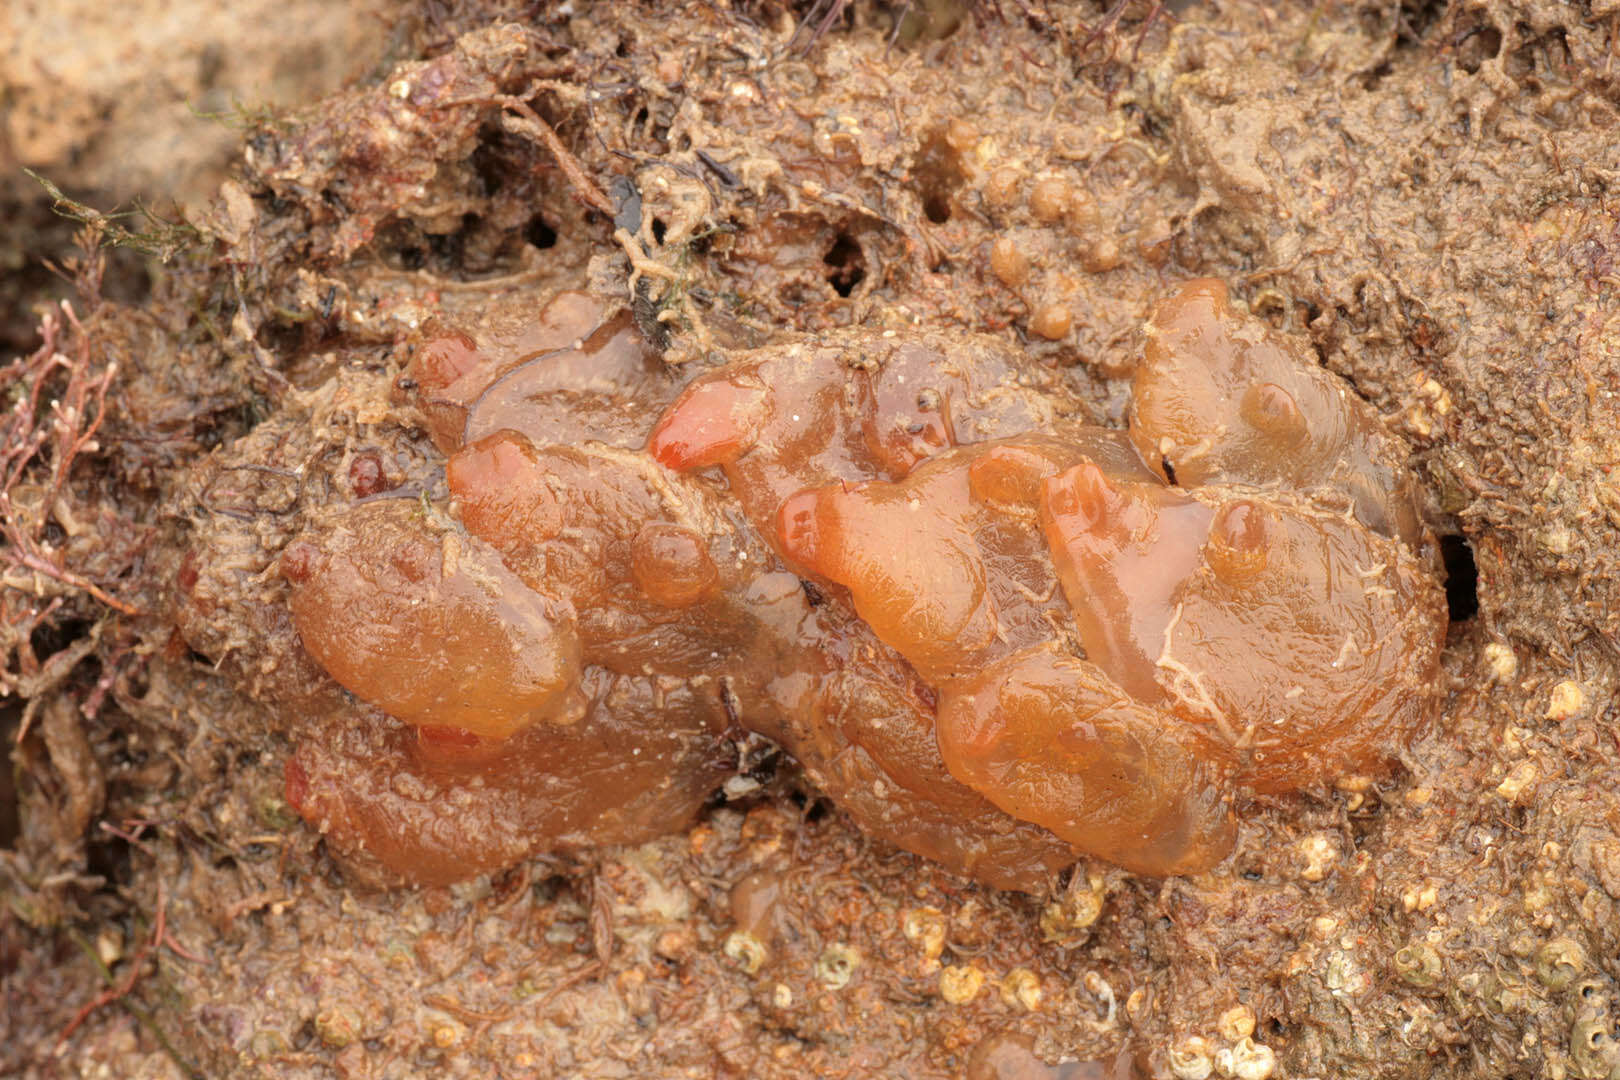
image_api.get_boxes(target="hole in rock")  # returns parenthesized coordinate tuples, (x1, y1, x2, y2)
(1440, 534, 1478, 621)
(823, 233, 866, 297)
(526, 216, 558, 249)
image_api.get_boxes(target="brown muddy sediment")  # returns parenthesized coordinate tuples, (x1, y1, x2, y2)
(4, 1, 1620, 1078)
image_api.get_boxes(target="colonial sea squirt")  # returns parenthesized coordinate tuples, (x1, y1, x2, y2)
(270, 279, 1448, 889)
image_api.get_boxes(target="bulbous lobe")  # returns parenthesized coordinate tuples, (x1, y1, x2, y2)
(1131, 277, 1425, 546)
(631, 523, 720, 608)
(937, 644, 1237, 876)
(281, 500, 582, 740)
(1203, 499, 1274, 583)
(1165, 487, 1447, 792)
(647, 376, 771, 471)
(448, 429, 765, 678)
(402, 293, 663, 453)
(776, 469, 996, 683)
(1040, 463, 1212, 703)
(446, 431, 564, 549)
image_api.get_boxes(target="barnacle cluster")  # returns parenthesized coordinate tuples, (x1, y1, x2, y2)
(249, 278, 1447, 890)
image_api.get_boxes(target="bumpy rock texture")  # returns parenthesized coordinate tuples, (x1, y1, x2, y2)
(6, 1, 1620, 1078)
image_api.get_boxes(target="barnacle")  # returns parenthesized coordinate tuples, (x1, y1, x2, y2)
(252, 278, 1447, 889)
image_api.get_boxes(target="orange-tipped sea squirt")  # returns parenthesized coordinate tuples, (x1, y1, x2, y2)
(253, 279, 1447, 891)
